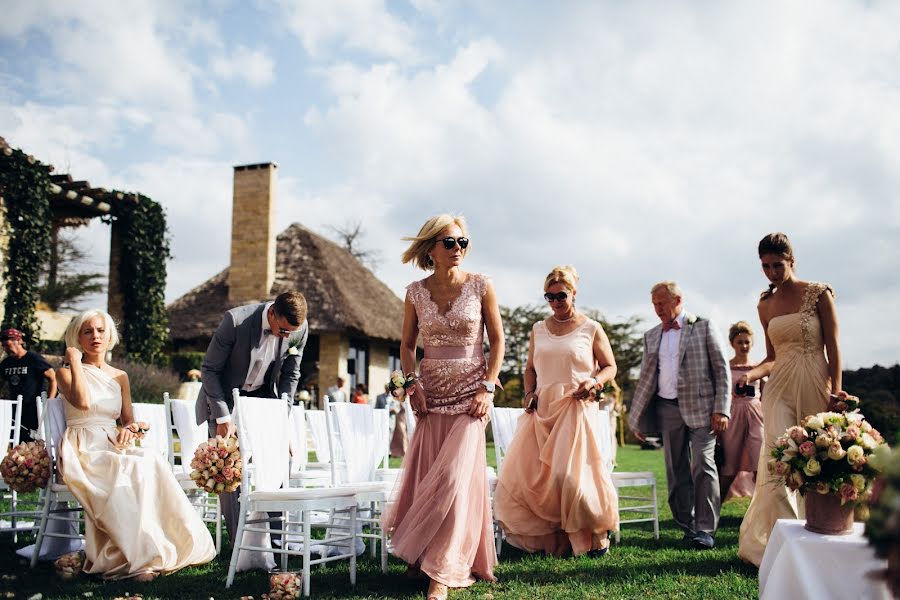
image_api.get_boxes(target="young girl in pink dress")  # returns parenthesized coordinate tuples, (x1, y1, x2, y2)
(383, 215, 505, 600)
(720, 321, 765, 499)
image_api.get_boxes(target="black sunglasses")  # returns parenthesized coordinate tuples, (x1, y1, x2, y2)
(437, 237, 469, 250)
(544, 292, 569, 302)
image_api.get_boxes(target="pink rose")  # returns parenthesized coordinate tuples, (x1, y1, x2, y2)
(775, 437, 788, 448)
(799, 441, 816, 458)
(214, 474, 226, 483)
(845, 425, 860, 440)
(222, 467, 234, 480)
(218, 448, 228, 459)
(788, 426, 808, 444)
(773, 461, 790, 477)
(838, 482, 858, 504)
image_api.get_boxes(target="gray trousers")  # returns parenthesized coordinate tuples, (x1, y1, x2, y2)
(656, 397, 721, 535)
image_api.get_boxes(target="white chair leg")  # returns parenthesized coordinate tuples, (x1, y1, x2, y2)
(214, 496, 222, 554)
(30, 493, 52, 568)
(225, 506, 249, 588)
(652, 483, 660, 539)
(302, 511, 312, 597)
(349, 506, 357, 587)
(380, 515, 388, 574)
(369, 502, 376, 559)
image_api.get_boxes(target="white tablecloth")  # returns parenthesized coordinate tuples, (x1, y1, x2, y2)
(759, 519, 890, 600)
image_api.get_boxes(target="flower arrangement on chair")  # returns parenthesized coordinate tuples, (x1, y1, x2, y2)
(0, 440, 51, 493)
(190, 435, 242, 494)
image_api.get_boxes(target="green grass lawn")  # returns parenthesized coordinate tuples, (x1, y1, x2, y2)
(1, 445, 759, 599)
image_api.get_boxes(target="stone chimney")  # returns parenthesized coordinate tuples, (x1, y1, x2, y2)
(228, 162, 277, 304)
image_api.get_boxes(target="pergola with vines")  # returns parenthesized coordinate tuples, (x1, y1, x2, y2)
(0, 136, 170, 364)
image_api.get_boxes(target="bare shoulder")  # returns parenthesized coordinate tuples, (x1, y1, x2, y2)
(107, 366, 130, 385)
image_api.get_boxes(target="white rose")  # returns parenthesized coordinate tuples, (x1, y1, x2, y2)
(860, 433, 878, 450)
(827, 443, 847, 460)
(803, 458, 822, 477)
(850, 474, 866, 492)
(805, 415, 825, 430)
(846, 444, 865, 465)
(287, 346, 299, 356)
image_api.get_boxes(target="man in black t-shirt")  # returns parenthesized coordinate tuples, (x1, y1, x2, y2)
(0, 328, 57, 442)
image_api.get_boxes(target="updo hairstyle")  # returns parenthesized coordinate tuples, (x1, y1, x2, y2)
(728, 320, 754, 343)
(544, 265, 579, 292)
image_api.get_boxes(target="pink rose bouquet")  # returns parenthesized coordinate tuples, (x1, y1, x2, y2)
(0, 440, 51, 493)
(125, 421, 151, 440)
(190, 435, 242, 494)
(768, 403, 889, 505)
(54, 550, 84, 581)
(269, 571, 302, 599)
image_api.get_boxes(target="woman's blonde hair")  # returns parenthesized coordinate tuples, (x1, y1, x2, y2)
(728, 320, 754, 343)
(401, 214, 469, 271)
(64, 309, 119, 352)
(544, 265, 579, 292)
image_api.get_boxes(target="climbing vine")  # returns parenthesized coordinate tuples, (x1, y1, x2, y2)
(112, 192, 171, 365)
(0, 149, 52, 347)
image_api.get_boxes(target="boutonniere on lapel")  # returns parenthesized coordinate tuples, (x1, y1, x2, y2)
(686, 315, 698, 326)
(287, 337, 302, 356)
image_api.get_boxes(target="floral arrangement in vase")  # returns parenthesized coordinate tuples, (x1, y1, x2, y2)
(769, 407, 887, 504)
(190, 435, 242, 494)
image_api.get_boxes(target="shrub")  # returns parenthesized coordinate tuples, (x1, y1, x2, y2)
(114, 358, 180, 404)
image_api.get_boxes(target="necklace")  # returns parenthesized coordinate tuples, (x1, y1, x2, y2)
(552, 312, 577, 323)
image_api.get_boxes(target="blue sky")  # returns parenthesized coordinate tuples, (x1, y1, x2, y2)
(2, 0, 899, 368)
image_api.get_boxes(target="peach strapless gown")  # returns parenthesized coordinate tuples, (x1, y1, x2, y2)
(738, 282, 832, 566)
(383, 273, 496, 587)
(494, 319, 619, 556)
(60, 364, 215, 580)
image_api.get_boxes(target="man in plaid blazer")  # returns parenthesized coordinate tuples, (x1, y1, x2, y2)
(628, 281, 731, 549)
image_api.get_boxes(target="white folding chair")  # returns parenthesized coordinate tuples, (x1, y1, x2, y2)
(373, 408, 400, 483)
(130, 402, 168, 458)
(0, 395, 38, 541)
(488, 405, 524, 556)
(610, 471, 659, 543)
(163, 392, 223, 554)
(403, 398, 417, 440)
(324, 399, 394, 573)
(30, 396, 84, 567)
(305, 409, 331, 466)
(226, 391, 359, 597)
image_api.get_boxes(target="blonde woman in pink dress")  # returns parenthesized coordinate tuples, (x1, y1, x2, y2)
(56, 310, 215, 581)
(383, 215, 504, 600)
(494, 265, 619, 557)
(720, 321, 764, 499)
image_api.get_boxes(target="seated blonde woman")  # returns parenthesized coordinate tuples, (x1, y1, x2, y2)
(57, 309, 215, 581)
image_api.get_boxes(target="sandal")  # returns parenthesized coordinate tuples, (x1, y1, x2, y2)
(427, 580, 449, 600)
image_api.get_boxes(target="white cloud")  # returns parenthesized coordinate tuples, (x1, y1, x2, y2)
(211, 45, 276, 87)
(274, 0, 419, 62)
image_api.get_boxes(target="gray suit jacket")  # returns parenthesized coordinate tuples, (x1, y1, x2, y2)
(628, 314, 731, 433)
(194, 302, 309, 425)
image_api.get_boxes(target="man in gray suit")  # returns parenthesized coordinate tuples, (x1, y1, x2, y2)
(195, 291, 309, 540)
(628, 281, 730, 549)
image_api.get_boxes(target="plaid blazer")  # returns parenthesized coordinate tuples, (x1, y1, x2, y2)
(628, 314, 731, 432)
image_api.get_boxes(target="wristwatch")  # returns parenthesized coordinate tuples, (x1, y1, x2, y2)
(479, 380, 496, 393)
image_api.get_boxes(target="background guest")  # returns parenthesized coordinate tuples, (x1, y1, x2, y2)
(0, 327, 57, 441)
(327, 376, 348, 402)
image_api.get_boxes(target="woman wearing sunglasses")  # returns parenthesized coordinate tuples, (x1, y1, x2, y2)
(494, 265, 619, 557)
(383, 214, 504, 600)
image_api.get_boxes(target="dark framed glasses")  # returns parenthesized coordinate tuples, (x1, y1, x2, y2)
(544, 292, 569, 302)
(438, 237, 469, 250)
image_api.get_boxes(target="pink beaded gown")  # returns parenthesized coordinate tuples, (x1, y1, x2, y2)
(493, 319, 619, 556)
(383, 273, 496, 588)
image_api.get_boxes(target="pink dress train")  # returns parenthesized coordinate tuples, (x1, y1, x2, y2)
(721, 364, 765, 499)
(382, 273, 497, 588)
(494, 319, 619, 556)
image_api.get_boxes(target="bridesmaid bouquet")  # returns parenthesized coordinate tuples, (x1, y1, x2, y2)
(388, 370, 419, 398)
(190, 435, 242, 494)
(768, 408, 888, 504)
(53, 550, 83, 581)
(0, 440, 51, 493)
(269, 571, 302, 599)
(125, 421, 151, 440)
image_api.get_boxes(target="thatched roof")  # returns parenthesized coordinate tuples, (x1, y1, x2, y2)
(167, 223, 404, 344)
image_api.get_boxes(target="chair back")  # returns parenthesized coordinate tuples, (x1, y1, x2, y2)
(164, 393, 208, 473)
(0, 396, 23, 453)
(373, 408, 390, 469)
(305, 409, 331, 463)
(403, 398, 416, 439)
(289, 401, 309, 473)
(490, 406, 524, 474)
(130, 402, 168, 457)
(326, 399, 382, 484)
(39, 395, 67, 485)
(233, 389, 291, 492)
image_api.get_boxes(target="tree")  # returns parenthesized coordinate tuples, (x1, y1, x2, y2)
(37, 225, 105, 311)
(327, 220, 381, 270)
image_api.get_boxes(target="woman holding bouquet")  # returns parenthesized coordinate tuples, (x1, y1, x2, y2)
(383, 215, 504, 600)
(57, 309, 215, 581)
(494, 265, 619, 557)
(737, 233, 845, 566)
